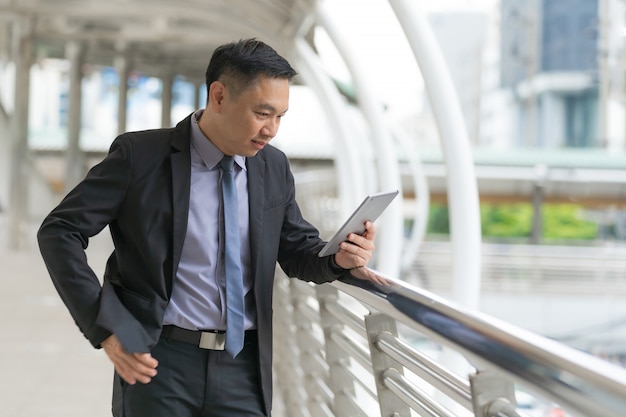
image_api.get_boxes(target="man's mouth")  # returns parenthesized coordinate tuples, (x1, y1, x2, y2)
(252, 139, 267, 149)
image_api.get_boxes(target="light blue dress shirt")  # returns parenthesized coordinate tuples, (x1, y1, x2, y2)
(163, 109, 255, 331)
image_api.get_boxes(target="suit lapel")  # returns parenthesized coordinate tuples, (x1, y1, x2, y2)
(247, 153, 265, 278)
(170, 116, 193, 293)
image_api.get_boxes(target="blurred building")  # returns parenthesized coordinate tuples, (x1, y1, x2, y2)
(500, 0, 617, 149)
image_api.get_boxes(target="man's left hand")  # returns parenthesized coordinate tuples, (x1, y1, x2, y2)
(332, 221, 390, 286)
(334, 221, 375, 270)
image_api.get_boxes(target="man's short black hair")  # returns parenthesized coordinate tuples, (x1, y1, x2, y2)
(205, 38, 297, 100)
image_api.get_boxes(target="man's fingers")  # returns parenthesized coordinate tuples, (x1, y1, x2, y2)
(102, 335, 158, 384)
(113, 352, 158, 385)
(348, 228, 375, 249)
(350, 266, 391, 286)
(340, 236, 374, 264)
(114, 356, 140, 385)
(126, 353, 158, 383)
(133, 352, 159, 369)
(332, 222, 377, 270)
(362, 221, 376, 240)
(335, 240, 374, 269)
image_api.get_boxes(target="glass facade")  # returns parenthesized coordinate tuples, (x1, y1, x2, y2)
(542, 0, 598, 73)
(500, 0, 601, 149)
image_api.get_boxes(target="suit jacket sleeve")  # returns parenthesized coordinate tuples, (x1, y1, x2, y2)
(37, 137, 132, 348)
(274, 153, 345, 283)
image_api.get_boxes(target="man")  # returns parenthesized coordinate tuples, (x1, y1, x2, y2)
(38, 38, 377, 416)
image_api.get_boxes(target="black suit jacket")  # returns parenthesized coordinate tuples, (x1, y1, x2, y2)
(37, 114, 342, 415)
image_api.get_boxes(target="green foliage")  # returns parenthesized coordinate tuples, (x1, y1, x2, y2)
(481, 204, 532, 238)
(426, 203, 598, 240)
(543, 204, 597, 240)
(427, 203, 450, 234)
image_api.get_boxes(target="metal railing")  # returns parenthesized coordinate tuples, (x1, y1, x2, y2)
(410, 241, 626, 296)
(272, 268, 626, 417)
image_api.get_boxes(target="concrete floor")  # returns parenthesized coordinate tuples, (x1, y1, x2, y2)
(0, 223, 113, 417)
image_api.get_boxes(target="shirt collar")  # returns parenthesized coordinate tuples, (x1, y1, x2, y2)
(190, 109, 246, 171)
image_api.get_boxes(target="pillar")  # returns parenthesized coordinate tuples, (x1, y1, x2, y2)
(531, 164, 547, 245)
(194, 81, 202, 109)
(114, 54, 129, 135)
(64, 41, 85, 192)
(8, 19, 33, 249)
(161, 72, 173, 128)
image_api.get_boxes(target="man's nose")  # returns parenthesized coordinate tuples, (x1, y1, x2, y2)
(261, 118, 280, 138)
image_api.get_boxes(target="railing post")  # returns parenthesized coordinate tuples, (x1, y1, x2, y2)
(293, 280, 332, 415)
(317, 284, 361, 416)
(469, 370, 519, 417)
(365, 313, 411, 417)
(272, 277, 309, 417)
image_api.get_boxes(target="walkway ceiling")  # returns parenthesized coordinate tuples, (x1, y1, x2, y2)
(0, 0, 317, 80)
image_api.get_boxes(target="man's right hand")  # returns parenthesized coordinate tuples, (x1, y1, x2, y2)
(101, 334, 159, 384)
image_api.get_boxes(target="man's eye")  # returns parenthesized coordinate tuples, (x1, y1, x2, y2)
(255, 112, 270, 117)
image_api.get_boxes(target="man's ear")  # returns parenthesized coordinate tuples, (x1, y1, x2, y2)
(208, 81, 226, 112)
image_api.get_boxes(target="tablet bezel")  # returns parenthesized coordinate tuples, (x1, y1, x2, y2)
(317, 190, 399, 258)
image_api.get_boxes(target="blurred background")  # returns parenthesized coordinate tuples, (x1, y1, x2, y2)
(0, 0, 625, 416)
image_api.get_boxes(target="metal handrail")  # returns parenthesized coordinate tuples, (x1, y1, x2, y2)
(375, 331, 472, 407)
(273, 268, 626, 417)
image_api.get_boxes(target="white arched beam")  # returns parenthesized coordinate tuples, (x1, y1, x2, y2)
(291, 38, 367, 221)
(389, 0, 482, 309)
(316, 4, 404, 278)
(390, 126, 430, 273)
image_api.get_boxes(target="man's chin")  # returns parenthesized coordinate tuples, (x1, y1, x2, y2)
(243, 149, 261, 158)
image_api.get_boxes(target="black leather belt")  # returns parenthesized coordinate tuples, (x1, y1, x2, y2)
(161, 325, 226, 350)
(161, 325, 257, 350)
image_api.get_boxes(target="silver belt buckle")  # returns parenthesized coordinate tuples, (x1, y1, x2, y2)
(199, 331, 226, 350)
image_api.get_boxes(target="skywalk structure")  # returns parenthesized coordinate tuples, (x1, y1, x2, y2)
(1, 1, 625, 416)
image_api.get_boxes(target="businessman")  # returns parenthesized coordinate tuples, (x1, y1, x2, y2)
(38, 38, 377, 416)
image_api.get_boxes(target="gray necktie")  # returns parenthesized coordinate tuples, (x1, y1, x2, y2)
(219, 156, 245, 357)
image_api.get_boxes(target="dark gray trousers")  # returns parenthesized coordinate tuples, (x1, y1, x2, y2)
(112, 331, 266, 417)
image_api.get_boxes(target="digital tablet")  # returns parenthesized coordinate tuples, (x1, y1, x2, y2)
(318, 190, 399, 257)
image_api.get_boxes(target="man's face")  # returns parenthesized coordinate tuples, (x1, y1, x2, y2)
(211, 76, 290, 157)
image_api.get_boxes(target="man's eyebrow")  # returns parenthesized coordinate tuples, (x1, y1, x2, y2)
(255, 103, 289, 114)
